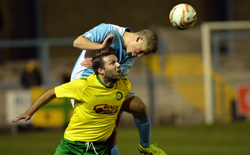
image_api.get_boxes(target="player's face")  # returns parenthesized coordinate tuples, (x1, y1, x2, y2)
(102, 55, 122, 80)
(127, 43, 148, 58)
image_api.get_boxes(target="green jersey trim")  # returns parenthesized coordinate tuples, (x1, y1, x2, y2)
(96, 75, 114, 88)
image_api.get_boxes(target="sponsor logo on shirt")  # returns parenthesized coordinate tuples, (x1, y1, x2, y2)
(86, 33, 92, 37)
(116, 92, 123, 100)
(93, 104, 120, 115)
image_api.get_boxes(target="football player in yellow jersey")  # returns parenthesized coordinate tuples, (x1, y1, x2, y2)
(12, 47, 131, 155)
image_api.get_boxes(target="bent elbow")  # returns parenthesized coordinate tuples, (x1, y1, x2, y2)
(73, 39, 79, 48)
(73, 36, 83, 48)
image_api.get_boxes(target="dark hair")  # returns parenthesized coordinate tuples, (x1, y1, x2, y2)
(92, 47, 116, 75)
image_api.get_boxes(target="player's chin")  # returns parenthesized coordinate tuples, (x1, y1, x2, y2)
(117, 73, 122, 78)
(115, 72, 122, 79)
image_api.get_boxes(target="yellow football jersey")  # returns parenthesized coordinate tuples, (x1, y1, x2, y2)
(55, 74, 131, 142)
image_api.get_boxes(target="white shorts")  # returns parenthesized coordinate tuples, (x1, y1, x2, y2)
(125, 91, 136, 100)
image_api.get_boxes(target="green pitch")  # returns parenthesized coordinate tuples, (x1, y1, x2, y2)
(0, 122, 249, 155)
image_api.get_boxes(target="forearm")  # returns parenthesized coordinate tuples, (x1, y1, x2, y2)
(73, 36, 103, 50)
(25, 88, 56, 116)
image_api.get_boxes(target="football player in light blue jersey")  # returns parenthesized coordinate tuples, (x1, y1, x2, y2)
(72, 23, 166, 155)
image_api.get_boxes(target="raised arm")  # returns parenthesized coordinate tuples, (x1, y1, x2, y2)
(76, 33, 114, 67)
(11, 88, 56, 123)
(73, 36, 103, 50)
(73, 33, 114, 51)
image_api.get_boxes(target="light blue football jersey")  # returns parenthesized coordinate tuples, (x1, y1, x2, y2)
(71, 23, 136, 81)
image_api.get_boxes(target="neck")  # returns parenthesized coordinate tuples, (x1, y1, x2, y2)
(98, 75, 116, 88)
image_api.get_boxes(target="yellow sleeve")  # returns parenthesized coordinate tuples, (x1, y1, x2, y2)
(55, 78, 88, 100)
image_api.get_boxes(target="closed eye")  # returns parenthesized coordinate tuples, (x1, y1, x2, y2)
(138, 51, 145, 55)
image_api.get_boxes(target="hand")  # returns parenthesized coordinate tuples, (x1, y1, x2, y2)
(12, 113, 31, 123)
(102, 33, 114, 48)
(80, 57, 93, 67)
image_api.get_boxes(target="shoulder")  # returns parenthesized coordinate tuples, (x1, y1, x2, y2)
(119, 77, 131, 89)
(96, 23, 126, 33)
(84, 24, 110, 36)
(79, 76, 89, 81)
(108, 24, 132, 35)
(78, 74, 96, 83)
(92, 23, 111, 31)
(66, 77, 89, 88)
(98, 23, 131, 35)
(121, 77, 129, 82)
(64, 75, 94, 91)
(71, 75, 94, 86)
(84, 24, 111, 41)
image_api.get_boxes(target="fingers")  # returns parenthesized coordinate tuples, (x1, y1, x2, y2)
(12, 117, 22, 123)
(80, 58, 93, 67)
(107, 33, 115, 39)
(11, 118, 18, 123)
(80, 62, 91, 67)
(104, 34, 114, 48)
(25, 117, 31, 121)
(11, 115, 30, 123)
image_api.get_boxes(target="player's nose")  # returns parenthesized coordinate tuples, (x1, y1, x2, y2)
(116, 62, 121, 67)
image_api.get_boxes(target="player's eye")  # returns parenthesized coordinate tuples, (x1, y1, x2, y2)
(110, 61, 115, 65)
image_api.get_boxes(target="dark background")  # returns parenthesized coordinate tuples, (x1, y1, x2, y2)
(0, 0, 249, 60)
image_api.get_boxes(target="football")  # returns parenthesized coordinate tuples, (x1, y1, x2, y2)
(169, 3, 197, 30)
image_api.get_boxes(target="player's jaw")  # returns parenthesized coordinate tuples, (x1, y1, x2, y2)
(113, 66, 122, 80)
(104, 64, 122, 81)
(126, 45, 147, 58)
(104, 69, 121, 82)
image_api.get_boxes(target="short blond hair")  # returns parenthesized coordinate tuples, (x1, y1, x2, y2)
(135, 29, 158, 54)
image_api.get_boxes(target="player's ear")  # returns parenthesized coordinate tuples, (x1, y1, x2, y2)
(98, 68, 104, 75)
(136, 36, 143, 42)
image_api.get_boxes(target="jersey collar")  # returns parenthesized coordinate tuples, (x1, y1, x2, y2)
(96, 75, 115, 88)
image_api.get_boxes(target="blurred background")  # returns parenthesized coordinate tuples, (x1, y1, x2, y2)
(0, 0, 250, 154)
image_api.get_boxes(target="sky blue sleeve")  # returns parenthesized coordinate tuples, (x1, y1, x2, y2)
(120, 57, 136, 77)
(82, 23, 110, 43)
(82, 23, 135, 77)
